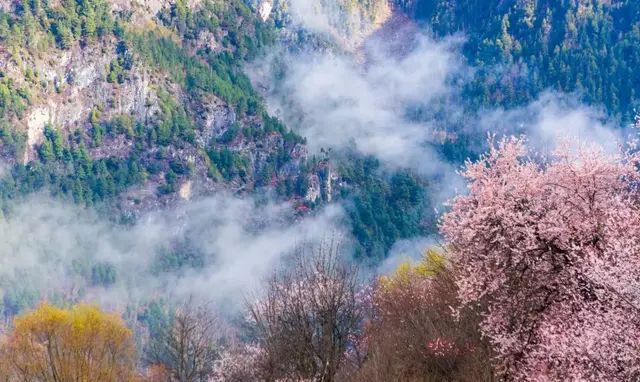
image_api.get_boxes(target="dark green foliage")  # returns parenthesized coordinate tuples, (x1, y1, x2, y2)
(128, 0, 276, 117)
(2, 284, 37, 318)
(0, 88, 203, 201)
(0, 0, 113, 50)
(239, 114, 305, 148)
(217, 122, 239, 144)
(91, 94, 196, 151)
(91, 123, 105, 147)
(107, 41, 133, 83)
(91, 262, 117, 286)
(415, 0, 640, 120)
(340, 156, 431, 260)
(106, 114, 135, 138)
(138, 300, 171, 338)
(152, 242, 205, 274)
(158, 0, 274, 59)
(0, 124, 145, 204)
(169, 158, 193, 176)
(0, 122, 27, 159)
(128, 29, 263, 116)
(206, 147, 247, 181)
(150, 91, 196, 147)
(262, 113, 306, 145)
(0, 0, 305, 204)
(0, 0, 436, 268)
(257, 146, 294, 188)
(0, 77, 30, 118)
(295, 173, 310, 197)
(158, 169, 177, 195)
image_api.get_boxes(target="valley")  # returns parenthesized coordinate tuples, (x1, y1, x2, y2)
(0, 0, 639, 380)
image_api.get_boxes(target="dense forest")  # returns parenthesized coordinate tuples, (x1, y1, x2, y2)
(410, 0, 640, 120)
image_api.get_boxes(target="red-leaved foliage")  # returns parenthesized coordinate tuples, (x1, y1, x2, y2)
(441, 137, 640, 381)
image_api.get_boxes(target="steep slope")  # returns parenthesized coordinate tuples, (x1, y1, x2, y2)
(410, 0, 640, 120)
(0, 0, 328, 215)
(251, 1, 439, 260)
(0, 0, 434, 261)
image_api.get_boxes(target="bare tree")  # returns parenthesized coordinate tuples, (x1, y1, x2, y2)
(147, 299, 219, 382)
(247, 242, 363, 382)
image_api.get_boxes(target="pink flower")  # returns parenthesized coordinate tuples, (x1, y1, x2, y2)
(441, 137, 640, 381)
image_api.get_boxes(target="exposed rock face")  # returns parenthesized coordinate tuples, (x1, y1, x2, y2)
(109, 0, 202, 23)
(305, 173, 321, 202)
(0, 0, 342, 216)
(25, 107, 50, 163)
(195, 94, 237, 148)
(109, 0, 158, 23)
(323, 165, 335, 202)
(7, 40, 156, 162)
(88, 134, 134, 160)
(274, 0, 392, 50)
(258, 0, 273, 21)
(179, 180, 193, 200)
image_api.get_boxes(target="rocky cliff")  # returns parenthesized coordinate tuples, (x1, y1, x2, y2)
(0, 0, 336, 215)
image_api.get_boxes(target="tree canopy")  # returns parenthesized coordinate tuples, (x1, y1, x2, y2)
(441, 138, 640, 380)
(0, 303, 137, 381)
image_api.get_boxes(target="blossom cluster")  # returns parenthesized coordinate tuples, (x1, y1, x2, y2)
(441, 137, 640, 381)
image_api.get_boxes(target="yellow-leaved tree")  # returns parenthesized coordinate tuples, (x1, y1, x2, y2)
(0, 303, 137, 381)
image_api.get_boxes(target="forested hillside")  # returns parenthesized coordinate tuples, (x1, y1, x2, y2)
(0, 0, 429, 261)
(0, 0, 432, 327)
(0, 0, 318, 211)
(411, 0, 640, 119)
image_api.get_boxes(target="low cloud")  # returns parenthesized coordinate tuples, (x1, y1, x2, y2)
(251, 30, 465, 178)
(5, 1, 633, 319)
(247, 1, 634, 266)
(479, 92, 625, 152)
(374, 236, 440, 275)
(0, 194, 345, 314)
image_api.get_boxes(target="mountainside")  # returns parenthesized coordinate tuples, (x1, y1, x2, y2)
(411, 0, 640, 120)
(1, 0, 635, 258)
(0, 0, 327, 216)
(0, 0, 434, 263)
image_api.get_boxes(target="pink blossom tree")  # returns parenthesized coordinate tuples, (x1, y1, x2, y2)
(210, 344, 267, 382)
(440, 137, 640, 381)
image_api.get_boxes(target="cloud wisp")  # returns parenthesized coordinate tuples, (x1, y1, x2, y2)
(252, 30, 465, 178)
(0, 194, 345, 314)
(478, 92, 625, 153)
(247, 0, 638, 273)
(3, 1, 633, 316)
